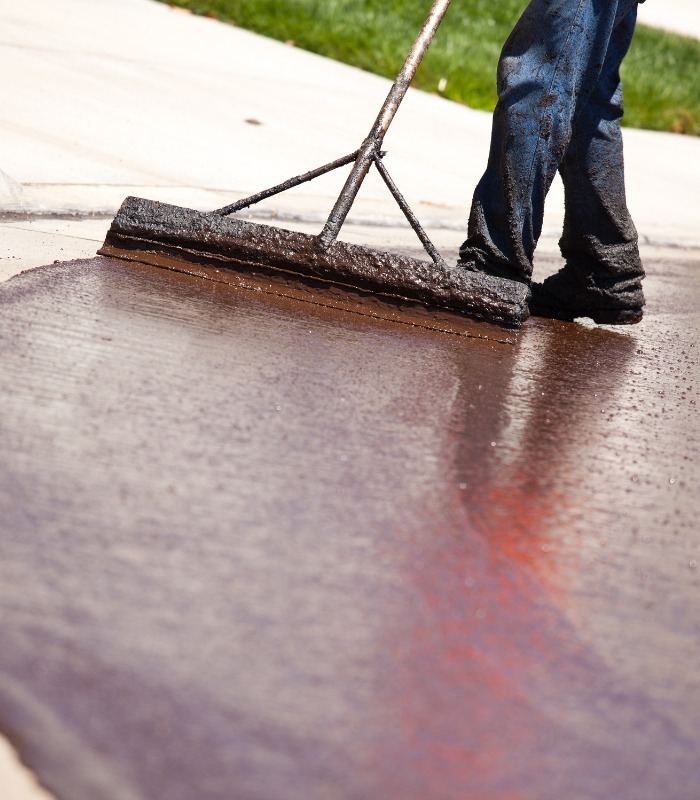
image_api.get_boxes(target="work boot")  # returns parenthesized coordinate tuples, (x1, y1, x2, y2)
(530, 264, 645, 324)
(455, 258, 531, 327)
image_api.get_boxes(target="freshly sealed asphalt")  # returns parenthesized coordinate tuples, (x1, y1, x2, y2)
(0, 248, 698, 800)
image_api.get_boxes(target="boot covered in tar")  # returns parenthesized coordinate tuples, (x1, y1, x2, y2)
(456, 254, 531, 328)
(531, 237, 645, 324)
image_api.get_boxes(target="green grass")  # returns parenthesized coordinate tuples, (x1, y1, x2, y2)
(160, 0, 700, 135)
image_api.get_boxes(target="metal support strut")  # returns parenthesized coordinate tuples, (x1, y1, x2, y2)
(373, 154, 447, 268)
(214, 151, 358, 217)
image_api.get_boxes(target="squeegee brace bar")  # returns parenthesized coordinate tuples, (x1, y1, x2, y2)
(213, 150, 359, 217)
(373, 155, 446, 268)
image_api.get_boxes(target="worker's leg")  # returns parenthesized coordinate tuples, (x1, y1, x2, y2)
(531, 2, 645, 323)
(459, 0, 631, 282)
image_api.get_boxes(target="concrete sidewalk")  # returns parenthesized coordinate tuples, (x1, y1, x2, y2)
(638, 0, 700, 39)
(1, 0, 699, 283)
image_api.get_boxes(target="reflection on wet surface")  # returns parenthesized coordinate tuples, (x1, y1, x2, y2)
(0, 257, 698, 800)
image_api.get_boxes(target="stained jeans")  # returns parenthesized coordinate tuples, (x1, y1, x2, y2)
(460, 0, 645, 287)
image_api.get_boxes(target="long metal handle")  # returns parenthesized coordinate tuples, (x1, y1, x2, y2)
(318, 0, 452, 249)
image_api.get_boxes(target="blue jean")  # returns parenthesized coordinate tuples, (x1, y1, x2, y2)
(460, 0, 645, 286)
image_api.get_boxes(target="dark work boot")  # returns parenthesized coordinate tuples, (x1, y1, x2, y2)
(456, 257, 531, 327)
(530, 263, 645, 324)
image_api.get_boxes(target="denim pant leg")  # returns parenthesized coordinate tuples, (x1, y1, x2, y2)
(460, 0, 631, 281)
(558, 2, 645, 290)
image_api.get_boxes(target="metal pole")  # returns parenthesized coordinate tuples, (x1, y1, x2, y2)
(213, 151, 359, 217)
(318, 0, 452, 249)
(373, 156, 447, 269)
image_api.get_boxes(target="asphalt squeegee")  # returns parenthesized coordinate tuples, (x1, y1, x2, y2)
(100, 0, 528, 335)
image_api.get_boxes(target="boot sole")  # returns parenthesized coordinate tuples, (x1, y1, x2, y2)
(530, 301, 643, 325)
(530, 287, 644, 325)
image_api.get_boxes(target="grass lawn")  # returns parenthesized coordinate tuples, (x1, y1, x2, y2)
(159, 0, 699, 135)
